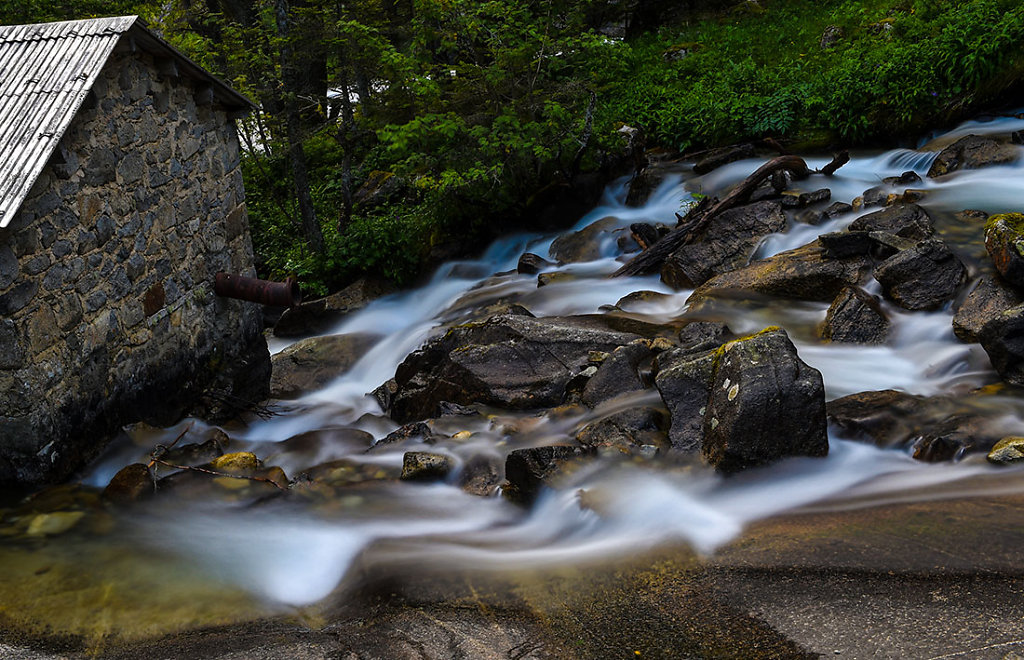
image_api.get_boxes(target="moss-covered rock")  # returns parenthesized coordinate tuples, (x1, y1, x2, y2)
(209, 452, 260, 474)
(987, 437, 1024, 464)
(984, 213, 1024, 288)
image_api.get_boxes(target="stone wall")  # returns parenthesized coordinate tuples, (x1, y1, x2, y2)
(0, 46, 266, 485)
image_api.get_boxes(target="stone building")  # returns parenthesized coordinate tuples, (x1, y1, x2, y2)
(0, 17, 268, 485)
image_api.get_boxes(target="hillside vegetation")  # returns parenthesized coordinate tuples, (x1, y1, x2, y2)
(4, 0, 1024, 292)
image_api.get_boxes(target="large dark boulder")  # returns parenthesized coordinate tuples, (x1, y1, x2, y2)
(847, 204, 934, 241)
(688, 240, 871, 307)
(270, 333, 379, 399)
(274, 278, 395, 338)
(661, 200, 786, 288)
(819, 287, 890, 344)
(654, 327, 828, 470)
(927, 134, 1019, 178)
(953, 277, 1023, 343)
(873, 239, 966, 311)
(702, 328, 828, 472)
(984, 213, 1024, 288)
(978, 304, 1024, 386)
(384, 314, 669, 423)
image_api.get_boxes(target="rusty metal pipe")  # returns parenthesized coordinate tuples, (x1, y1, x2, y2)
(214, 272, 302, 307)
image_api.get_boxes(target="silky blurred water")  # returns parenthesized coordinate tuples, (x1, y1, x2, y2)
(68, 113, 1024, 608)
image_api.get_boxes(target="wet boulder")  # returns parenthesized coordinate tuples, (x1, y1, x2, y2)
(502, 445, 595, 506)
(828, 390, 1019, 461)
(517, 252, 553, 275)
(688, 239, 871, 307)
(576, 408, 669, 454)
(678, 320, 734, 352)
(819, 231, 874, 259)
(781, 188, 830, 209)
(819, 287, 890, 344)
(102, 463, 155, 504)
(927, 134, 1019, 178)
(984, 213, 1024, 288)
(873, 239, 966, 311)
(654, 326, 827, 470)
(661, 200, 786, 288)
(270, 333, 379, 399)
(274, 278, 395, 338)
(654, 346, 719, 451)
(549, 216, 620, 264)
(702, 328, 828, 472)
(400, 452, 453, 482)
(953, 277, 1023, 343)
(580, 340, 653, 408)
(977, 303, 1024, 386)
(384, 314, 667, 424)
(848, 204, 934, 241)
(858, 186, 889, 208)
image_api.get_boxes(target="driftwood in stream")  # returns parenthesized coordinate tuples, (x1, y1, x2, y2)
(612, 152, 850, 278)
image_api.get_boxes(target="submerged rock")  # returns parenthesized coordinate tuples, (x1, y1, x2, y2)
(661, 200, 786, 288)
(458, 454, 502, 496)
(873, 239, 966, 311)
(827, 390, 1017, 460)
(688, 239, 871, 306)
(819, 287, 889, 344)
(384, 314, 668, 424)
(274, 277, 395, 338)
(984, 213, 1024, 288)
(102, 463, 155, 503)
(270, 333, 379, 399)
(549, 216, 620, 264)
(502, 445, 595, 506)
(927, 134, 1019, 178)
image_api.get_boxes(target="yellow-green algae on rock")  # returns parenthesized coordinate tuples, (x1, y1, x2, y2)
(987, 436, 1024, 464)
(0, 536, 270, 654)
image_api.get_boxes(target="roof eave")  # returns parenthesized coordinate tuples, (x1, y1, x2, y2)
(127, 19, 257, 113)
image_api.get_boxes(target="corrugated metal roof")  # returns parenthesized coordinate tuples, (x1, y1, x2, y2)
(0, 16, 253, 229)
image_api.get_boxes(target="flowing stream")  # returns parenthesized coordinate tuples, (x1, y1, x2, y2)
(11, 113, 1024, 631)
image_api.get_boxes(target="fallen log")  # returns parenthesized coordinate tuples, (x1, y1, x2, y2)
(612, 152, 849, 278)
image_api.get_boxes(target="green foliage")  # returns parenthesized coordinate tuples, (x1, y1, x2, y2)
(594, 0, 1024, 150)
(5, 0, 1024, 294)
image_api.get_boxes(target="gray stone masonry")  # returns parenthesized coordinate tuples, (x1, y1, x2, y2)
(0, 48, 265, 485)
